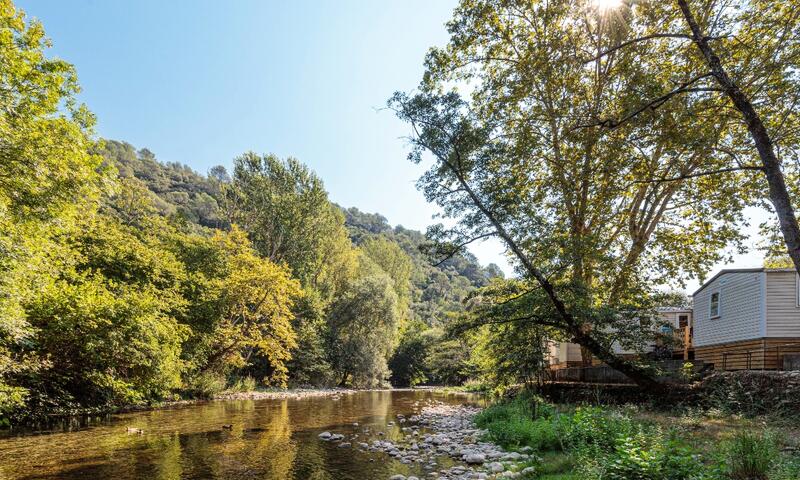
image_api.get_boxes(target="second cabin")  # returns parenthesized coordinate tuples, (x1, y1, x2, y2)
(692, 268, 800, 370)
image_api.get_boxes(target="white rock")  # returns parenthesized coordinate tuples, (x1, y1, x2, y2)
(488, 461, 504, 473)
(463, 453, 486, 464)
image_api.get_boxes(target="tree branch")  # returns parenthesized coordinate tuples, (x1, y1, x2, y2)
(584, 33, 728, 63)
(576, 74, 717, 130)
(632, 165, 763, 184)
(432, 231, 498, 267)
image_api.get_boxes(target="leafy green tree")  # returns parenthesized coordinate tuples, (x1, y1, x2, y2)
(465, 280, 554, 389)
(388, 322, 431, 387)
(285, 289, 334, 387)
(207, 228, 300, 386)
(327, 273, 399, 388)
(174, 226, 301, 389)
(584, 0, 800, 278)
(0, 0, 104, 418)
(389, 0, 766, 389)
(224, 153, 356, 299)
(22, 210, 189, 410)
(360, 237, 413, 322)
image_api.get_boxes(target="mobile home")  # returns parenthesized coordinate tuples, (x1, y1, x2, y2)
(692, 268, 800, 370)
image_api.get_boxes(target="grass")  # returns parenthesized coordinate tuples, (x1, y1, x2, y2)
(474, 391, 800, 480)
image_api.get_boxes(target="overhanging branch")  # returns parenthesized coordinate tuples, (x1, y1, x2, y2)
(633, 165, 763, 184)
(576, 73, 717, 130)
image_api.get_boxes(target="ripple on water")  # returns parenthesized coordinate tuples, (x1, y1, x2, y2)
(0, 390, 485, 480)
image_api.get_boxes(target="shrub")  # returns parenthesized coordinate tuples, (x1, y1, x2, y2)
(184, 372, 226, 399)
(475, 391, 561, 450)
(484, 417, 561, 450)
(560, 406, 635, 452)
(722, 431, 779, 480)
(228, 376, 257, 393)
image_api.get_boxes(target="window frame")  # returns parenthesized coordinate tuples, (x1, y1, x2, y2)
(709, 291, 721, 319)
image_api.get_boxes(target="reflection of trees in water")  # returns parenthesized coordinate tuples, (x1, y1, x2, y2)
(0, 391, 485, 480)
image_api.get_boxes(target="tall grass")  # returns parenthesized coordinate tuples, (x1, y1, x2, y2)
(474, 390, 793, 480)
(722, 432, 778, 480)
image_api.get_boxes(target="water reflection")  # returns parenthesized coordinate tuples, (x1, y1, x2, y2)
(0, 390, 482, 479)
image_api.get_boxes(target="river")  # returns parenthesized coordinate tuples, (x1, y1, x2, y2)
(0, 390, 484, 479)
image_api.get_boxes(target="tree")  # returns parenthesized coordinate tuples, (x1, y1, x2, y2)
(390, 0, 759, 389)
(360, 237, 413, 322)
(223, 153, 356, 299)
(327, 274, 399, 388)
(22, 209, 190, 410)
(201, 227, 300, 387)
(0, 0, 104, 418)
(582, 0, 800, 278)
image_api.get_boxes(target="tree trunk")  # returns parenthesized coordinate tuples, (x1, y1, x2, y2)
(677, 0, 800, 277)
(571, 329, 661, 390)
(445, 159, 667, 392)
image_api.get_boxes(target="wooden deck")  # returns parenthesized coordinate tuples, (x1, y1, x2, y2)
(694, 338, 800, 370)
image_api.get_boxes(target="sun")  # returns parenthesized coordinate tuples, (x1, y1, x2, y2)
(594, 0, 623, 11)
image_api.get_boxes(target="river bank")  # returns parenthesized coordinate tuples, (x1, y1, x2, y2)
(317, 401, 534, 479)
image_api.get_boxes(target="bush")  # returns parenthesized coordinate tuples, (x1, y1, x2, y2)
(475, 391, 561, 450)
(227, 376, 257, 393)
(722, 432, 779, 480)
(601, 430, 702, 480)
(484, 416, 561, 450)
(184, 372, 226, 399)
(560, 406, 635, 452)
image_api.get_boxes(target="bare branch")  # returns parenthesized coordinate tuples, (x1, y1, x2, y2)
(432, 231, 498, 267)
(632, 165, 763, 184)
(584, 33, 728, 64)
(575, 73, 717, 130)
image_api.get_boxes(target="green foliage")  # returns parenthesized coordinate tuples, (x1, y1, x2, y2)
(224, 153, 356, 299)
(388, 322, 431, 387)
(721, 432, 779, 480)
(476, 391, 800, 480)
(327, 273, 399, 387)
(22, 212, 190, 410)
(0, 0, 105, 420)
(227, 376, 257, 394)
(285, 290, 334, 387)
(343, 206, 502, 328)
(467, 279, 554, 389)
(99, 140, 225, 228)
(475, 393, 560, 450)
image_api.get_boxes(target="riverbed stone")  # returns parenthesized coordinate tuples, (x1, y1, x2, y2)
(318, 431, 332, 440)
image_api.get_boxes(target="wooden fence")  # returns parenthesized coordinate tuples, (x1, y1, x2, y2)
(546, 359, 708, 385)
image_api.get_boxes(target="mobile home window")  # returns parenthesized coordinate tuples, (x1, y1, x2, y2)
(709, 292, 720, 318)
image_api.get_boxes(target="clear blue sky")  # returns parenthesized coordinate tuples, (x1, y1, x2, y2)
(17, 0, 513, 272)
(15, 0, 771, 288)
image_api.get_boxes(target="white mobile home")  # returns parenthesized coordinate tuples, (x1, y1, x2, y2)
(692, 268, 800, 369)
(547, 307, 693, 368)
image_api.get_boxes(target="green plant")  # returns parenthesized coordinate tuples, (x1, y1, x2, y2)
(679, 362, 696, 383)
(560, 406, 635, 452)
(228, 376, 257, 393)
(185, 372, 226, 399)
(722, 431, 779, 480)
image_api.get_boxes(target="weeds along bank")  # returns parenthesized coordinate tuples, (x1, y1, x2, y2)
(474, 391, 800, 480)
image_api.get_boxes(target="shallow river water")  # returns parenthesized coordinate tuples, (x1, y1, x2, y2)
(0, 390, 484, 480)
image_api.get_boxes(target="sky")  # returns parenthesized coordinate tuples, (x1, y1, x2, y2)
(17, 0, 772, 292)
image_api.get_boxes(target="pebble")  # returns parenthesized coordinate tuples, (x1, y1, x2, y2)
(317, 400, 533, 480)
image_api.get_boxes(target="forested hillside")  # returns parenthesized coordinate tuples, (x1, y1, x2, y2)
(95, 141, 502, 389)
(0, 0, 504, 425)
(100, 140, 501, 326)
